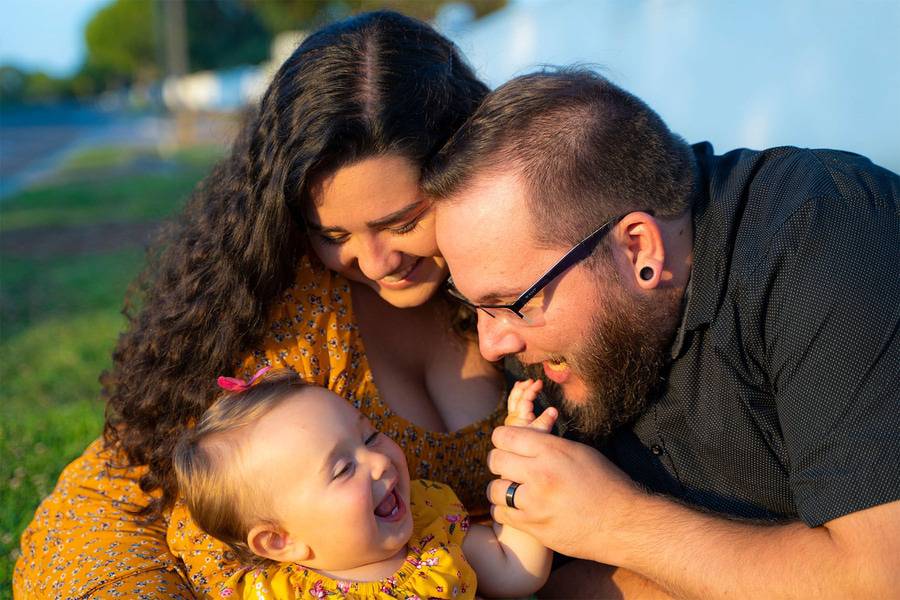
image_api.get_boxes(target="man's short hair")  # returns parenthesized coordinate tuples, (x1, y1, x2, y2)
(423, 68, 698, 249)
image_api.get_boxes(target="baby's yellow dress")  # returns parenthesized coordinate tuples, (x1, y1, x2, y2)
(14, 256, 504, 599)
(175, 480, 477, 600)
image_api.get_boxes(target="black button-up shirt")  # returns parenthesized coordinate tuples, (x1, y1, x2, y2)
(603, 143, 900, 527)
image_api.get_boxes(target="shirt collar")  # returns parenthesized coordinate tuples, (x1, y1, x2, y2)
(670, 142, 731, 358)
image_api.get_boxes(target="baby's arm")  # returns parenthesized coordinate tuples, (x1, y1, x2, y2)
(463, 379, 556, 597)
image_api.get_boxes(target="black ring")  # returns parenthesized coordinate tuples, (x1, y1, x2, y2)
(505, 481, 521, 509)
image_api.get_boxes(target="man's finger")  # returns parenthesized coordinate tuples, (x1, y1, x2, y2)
(487, 447, 537, 483)
(491, 423, 557, 456)
(490, 503, 514, 526)
(486, 477, 529, 512)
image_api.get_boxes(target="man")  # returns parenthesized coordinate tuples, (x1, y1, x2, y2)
(424, 68, 899, 598)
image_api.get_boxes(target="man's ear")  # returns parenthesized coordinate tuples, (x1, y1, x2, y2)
(613, 211, 665, 290)
(247, 524, 311, 563)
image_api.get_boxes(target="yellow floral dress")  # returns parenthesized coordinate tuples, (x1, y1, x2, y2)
(169, 480, 476, 600)
(14, 256, 505, 599)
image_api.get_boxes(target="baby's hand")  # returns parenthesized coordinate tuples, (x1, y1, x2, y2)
(504, 378, 557, 432)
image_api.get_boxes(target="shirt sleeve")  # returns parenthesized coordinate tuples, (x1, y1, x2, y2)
(757, 156, 900, 525)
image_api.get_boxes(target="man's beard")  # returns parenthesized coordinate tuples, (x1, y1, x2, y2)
(535, 278, 683, 442)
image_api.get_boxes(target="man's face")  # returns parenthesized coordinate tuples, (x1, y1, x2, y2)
(435, 171, 681, 439)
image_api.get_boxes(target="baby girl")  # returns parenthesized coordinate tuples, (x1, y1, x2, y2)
(173, 368, 556, 598)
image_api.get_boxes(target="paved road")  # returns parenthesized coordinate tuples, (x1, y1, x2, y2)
(0, 103, 172, 200)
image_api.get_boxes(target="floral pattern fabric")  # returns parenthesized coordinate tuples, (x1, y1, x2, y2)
(195, 480, 476, 600)
(13, 439, 195, 599)
(14, 256, 503, 599)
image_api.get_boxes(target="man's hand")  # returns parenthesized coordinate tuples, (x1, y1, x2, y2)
(487, 422, 900, 599)
(486, 424, 641, 562)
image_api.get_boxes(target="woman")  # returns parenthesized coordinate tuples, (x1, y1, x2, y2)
(14, 12, 504, 598)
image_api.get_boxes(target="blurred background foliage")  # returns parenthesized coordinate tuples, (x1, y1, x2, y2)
(0, 0, 505, 104)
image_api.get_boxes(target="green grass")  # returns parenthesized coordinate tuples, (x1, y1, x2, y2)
(59, 144, 225, 174)
(1, 250, 144, 338)
(0, 164, 208, 232)
(0, 144, 222, 596)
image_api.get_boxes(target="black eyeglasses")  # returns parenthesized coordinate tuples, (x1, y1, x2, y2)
(446, 216, 619, 327)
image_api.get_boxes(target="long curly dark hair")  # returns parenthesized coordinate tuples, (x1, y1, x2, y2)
(101, 10, 488, 518)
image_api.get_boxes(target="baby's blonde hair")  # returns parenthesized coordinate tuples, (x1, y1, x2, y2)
(173, 369, 306, 565)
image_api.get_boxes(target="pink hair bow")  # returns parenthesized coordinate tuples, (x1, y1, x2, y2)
(217, 366, 271, 392)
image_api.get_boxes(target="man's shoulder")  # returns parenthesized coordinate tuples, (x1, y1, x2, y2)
(699, 143, 898, 210)
(695, 144, 898, 257)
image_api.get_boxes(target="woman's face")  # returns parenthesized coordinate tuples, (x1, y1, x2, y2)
(306, 154, 447, 308)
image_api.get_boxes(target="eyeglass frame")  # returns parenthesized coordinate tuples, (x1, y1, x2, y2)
(446, 215, 621, 321)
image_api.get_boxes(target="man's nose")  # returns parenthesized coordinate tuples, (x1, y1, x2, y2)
(477, 311, 525, 362)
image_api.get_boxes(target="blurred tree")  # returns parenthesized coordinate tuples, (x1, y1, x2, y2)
(241, 0, 326, 32)
(243, 0, 506, 33)
(83, 0, 157, 88)
(0, 65, 27, 103)
(81, 0, 271, 90)
(0, 65, 80, 104)
(185, 1, 271, 72)
(6, 0, 506, 100)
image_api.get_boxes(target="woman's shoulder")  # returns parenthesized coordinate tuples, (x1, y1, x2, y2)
(236, 255, 370, 392)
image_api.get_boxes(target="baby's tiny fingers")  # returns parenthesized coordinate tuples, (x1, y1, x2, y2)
(530, 406, 558, 433)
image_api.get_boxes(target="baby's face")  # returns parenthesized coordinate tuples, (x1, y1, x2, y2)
(245, 387, 412, 570)
(246, 388, 413, 571)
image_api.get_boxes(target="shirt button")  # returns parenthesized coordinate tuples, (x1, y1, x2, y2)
(651, 444, 663, 456)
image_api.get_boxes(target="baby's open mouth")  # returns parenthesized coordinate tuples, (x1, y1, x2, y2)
(374, 488, 403, 520)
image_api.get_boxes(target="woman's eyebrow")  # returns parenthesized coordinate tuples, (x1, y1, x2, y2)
(306, 222, 344, 234)
(365, 200, 426, 229)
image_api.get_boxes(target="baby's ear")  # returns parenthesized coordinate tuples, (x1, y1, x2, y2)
(247, 524, 311, 563)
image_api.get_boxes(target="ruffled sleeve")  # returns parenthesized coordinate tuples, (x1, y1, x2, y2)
(408, 479, 471, 550)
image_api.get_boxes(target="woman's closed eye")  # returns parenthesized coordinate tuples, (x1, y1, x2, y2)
(317, 231, 349, 245)
(387, 204, 430, 236)
(388, 217, 422, 236)
(364, 431, 380, 445)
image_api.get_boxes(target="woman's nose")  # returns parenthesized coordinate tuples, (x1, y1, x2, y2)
(355, 236, 402, 281)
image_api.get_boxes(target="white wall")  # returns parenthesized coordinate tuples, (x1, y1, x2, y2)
(447, 0, 900, 173)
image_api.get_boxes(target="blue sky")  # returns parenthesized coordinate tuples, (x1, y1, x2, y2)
(0, 0, 110, 75)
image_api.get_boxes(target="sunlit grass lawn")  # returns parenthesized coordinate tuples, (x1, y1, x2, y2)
(0, 145, 222, 596)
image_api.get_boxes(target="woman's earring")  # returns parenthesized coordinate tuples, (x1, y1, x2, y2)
(639, 266, 654, 281)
